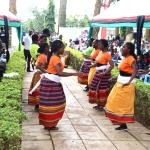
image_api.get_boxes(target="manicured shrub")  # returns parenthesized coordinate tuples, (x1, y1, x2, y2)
(0, 51, 26, 149)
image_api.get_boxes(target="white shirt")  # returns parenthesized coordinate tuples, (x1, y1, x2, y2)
(23, 35, 32, 50)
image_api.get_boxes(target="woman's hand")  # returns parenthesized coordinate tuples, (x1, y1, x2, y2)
(74, 72, 83, 76)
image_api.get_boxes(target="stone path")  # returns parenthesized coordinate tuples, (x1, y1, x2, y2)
(22, 69, 150, 150)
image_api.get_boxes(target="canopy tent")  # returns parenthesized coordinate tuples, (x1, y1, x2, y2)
(89, 0, 150, 55)
(0, 10, 22, 55)
(0, 11, 21, 27)
(91, 0, 150, 28)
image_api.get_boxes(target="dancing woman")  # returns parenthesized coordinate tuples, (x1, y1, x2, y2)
(39, 40, 80, 130)
(28, 43, 49, 110)
(78, 38, 94, 85)
(88, 39, 114, 110)
(105, 42, 137, 130)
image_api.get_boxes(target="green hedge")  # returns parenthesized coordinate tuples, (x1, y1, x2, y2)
(0, 51, 26, 150)
(66, 47, 150, 129)
(66, 47, 84, 71)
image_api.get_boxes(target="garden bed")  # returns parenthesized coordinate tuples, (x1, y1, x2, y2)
(0, 51, 26, 150)
(66, 47, 150, 129)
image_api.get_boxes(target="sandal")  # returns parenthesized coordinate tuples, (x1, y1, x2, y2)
(44, 127, 59, 131)
(93, 106, 99, 110)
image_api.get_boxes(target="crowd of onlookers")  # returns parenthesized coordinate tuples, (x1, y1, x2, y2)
(71, 34, 150, 84)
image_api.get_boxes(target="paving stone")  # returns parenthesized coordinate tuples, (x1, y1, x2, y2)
(50, 132, 80, 140)
(104, 131, 136, 141)
(22, 89, 29, 100)
(23, 84, 31, 89)
(97, 125, 117, 132)
(85, 109, 104, 116)
(51, 124, 76, 132)
(129, 132, 150, 141)
(66, 107, 84, 113)
(23, 125, 48, 134)
(74, 126, 101, 132)
(67, 112, 88, 119)
(78, 131, 107, 140)
(58, 118, 72, 125)
(73, 93, 88, 99)
(83, 140, 117, 150)
(22, 104, 35, 112)
(22, 141, 53, 150)
(141, 141, 150, 150)
(112, 141, 147, 150)
(23, 112, 39, 125)
(70, 118, 95, 126)
(127, 122, 144, 128)
(61, 112, 68, 119)
(128, 127, 150, 134)
(22, 130, 50, 141)
(66, 101, 81, 107)
(53, 139, 86, 150)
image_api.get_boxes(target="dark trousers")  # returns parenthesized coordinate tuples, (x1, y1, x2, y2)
(24, 49, 31, 71)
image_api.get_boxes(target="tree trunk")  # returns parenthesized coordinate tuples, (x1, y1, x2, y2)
(115, 28, 119, 36)
(59, 0, 67, 27)
(9, 0, 17, 47)
(92, 0, 102, 39)
(9, 0, 17, 15)
(145, 29, 150, 42)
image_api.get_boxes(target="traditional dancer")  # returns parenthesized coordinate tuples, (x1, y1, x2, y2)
(88, 39, 101, 88)
(38, 40, 80, 130)
(78, 38, 94, 86)
(88, 39, 114, 110)
(105, 42, 137, 130)
(28, 43, 49, 111)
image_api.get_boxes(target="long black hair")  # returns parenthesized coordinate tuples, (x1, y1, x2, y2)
(32, 33, 39, 44)
(126, 42, 137, 60)
(88, 38, 94, 47)
(47, 40, 64, 64)
(99, 39, 108, 48)
(37, 43, 49, 54)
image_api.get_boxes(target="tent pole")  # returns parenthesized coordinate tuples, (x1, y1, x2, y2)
(136, 16, 145, 56)
(88, 25, 93, 39)
(4, 16, 10, 62)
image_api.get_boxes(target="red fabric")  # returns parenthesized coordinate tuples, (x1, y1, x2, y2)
(101, 28, 107, 39)
(39, 111, 64, 120)
(105, 112, 135, 123)
(93, 15, 150, 22)
(78, 74, 88, 85)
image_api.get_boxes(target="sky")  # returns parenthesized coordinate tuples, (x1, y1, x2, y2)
(1, 0, 95, 21)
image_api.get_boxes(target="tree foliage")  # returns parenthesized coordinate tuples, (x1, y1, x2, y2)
(45, 0, 55, 32)
(23, 0, 55, 32)
(66, 15, 90, 27)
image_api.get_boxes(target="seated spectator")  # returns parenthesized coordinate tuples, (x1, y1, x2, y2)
(137, 55, 145, 70)
(144, 48, 150, 69)
(112, 48, 121, 65)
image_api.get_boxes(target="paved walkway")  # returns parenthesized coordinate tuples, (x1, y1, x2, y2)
(22, 69, 150, 150)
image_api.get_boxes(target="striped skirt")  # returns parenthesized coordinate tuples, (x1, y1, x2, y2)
(39, 77, 66, 128)
(88, 70, 111, 107)
(105, 82, 135, 124)
(28, 71, 42, 106)
(78, 60, 91, 85)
